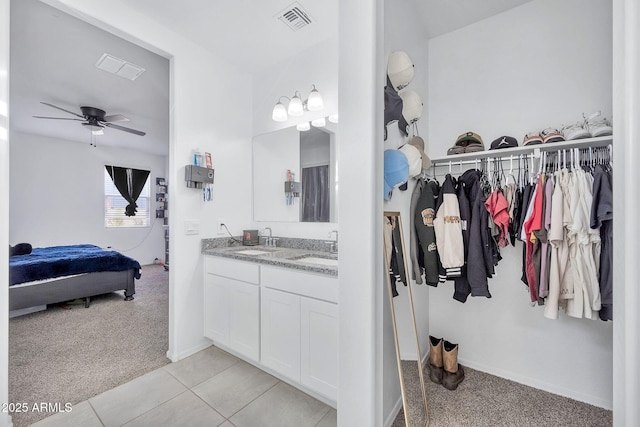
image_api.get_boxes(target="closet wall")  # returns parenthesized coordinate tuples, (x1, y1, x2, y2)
(426, 0, 613, 408)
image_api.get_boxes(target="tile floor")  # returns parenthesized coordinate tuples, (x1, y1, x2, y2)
(30, 346, 337, 427)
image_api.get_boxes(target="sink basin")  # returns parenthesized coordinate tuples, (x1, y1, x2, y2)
(235, 249, 271, 256)
(296, 256, 339, 267)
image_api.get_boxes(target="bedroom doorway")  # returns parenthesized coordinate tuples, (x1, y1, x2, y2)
(8, 0, 171, 425)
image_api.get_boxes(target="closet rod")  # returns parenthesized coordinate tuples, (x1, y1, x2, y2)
(429, 135, 613, 166)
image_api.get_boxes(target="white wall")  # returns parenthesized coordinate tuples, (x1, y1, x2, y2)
(613, 0, 640, 424)
(9, 131, 166, 266)
(337, 0, 382, 424)
(0, 0, 10, 425)
(383, 0, 431, 424)
(427, 0, 613, 409)
(41, 0, 254, 363)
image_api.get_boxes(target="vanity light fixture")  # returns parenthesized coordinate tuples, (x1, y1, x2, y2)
(328, 113, 339, 124)
(311, 117, 326, 127)
(297, 121, 311, 131)
(271, 84, 324, 122)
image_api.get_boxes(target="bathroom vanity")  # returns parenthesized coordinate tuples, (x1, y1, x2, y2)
(202, 243, 338, 406)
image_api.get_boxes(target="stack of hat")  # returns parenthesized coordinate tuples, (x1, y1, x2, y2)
(384, 136, 432, 200)
(447, 132, 485, 155)
(384, 51, 423, 140)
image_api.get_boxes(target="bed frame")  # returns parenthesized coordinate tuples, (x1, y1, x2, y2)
(9, 269, 136, 312)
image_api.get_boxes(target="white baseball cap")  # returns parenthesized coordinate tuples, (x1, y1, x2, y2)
(387, 51, 414, 91)
(399, 143, 422, 178)
(399, 90, 423, 124)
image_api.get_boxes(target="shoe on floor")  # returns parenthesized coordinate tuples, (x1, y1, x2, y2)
(584, 111, 612, 137)
(442, 340, 465, 390)
(427, 335, 444, 384)
(540, 127, 565, 144)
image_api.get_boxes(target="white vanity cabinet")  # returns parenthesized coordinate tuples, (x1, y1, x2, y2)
(204, 257, 260, 362)
(260, 265, 338, 402)
(203, 255, 338, 404)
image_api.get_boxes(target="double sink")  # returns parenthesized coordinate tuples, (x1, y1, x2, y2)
(232, 246, 338, 267)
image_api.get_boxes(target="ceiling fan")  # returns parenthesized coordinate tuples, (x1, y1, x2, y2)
(33, 102, 146, 136)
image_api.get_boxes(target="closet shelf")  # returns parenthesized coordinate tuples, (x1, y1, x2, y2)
(429, 136, 613, 166)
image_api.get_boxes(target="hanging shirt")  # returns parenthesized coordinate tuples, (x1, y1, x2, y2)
(485, 189, 510, 248)
(590, 164, 613, 320)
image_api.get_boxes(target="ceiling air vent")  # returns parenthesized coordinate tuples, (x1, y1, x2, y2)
(276, 2, 313, 32)
(95, 53, 146, 81)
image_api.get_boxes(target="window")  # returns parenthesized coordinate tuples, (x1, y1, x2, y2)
(104, 169, 150, 228)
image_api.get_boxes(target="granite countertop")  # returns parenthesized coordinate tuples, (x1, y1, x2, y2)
(202, 241, 338, 277)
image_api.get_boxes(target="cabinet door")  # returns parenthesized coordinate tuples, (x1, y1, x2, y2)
(300, 297, 338, 401)
(203, 274, 229, 345)
(261, 287, 301, 381)
(228, 281, 260, 362)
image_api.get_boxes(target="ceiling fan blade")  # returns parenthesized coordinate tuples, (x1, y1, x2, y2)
(40, 102, 84, 118)
(103, 114, 129, 123)
(33, 116, 84, 121)
(103, 122, 146, 136)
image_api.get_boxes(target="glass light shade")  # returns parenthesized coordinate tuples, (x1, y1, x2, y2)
(288, 94, 304, 117)
(307, 86, 324, 111)
(311, 117, 326, 127)
(272, 102, 288, 122)
(92, 129, 104, 136)
(328, 113, 339, 124)
(296, 122, 311, 131)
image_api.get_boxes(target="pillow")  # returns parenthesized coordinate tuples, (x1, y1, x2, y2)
(9, 243, 32, 257)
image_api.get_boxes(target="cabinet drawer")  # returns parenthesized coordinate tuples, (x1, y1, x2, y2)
(205, 256, 260, 284)
(261, 266, 338, 303)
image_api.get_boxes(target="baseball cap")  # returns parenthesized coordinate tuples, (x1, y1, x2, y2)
(384, 149, 409, 201)
(408, 136, 432, 170)
(399, 143, 422, 178)
(455, 132, 483, 147)
(387, 51, 414, 91)
(490, 136, 518, 150)
(399, 90, 423, 124)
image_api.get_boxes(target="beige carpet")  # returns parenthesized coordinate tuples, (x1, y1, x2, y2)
(393, 360, 613, 427)
(9, 264, 169, 427)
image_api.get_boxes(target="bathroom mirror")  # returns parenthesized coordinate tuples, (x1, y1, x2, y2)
(252, 124, 338, 223)
(384, 211, 430, 427)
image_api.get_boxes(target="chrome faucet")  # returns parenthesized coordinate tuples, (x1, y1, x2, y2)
(263, 227, 273, 246)
(326, 230, 338, 253)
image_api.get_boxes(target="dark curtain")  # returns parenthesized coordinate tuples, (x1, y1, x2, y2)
(301, 165, 330, 222)
(105, 165, 150, 216)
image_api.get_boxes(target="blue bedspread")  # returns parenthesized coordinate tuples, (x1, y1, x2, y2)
(9, 244, 141, 286)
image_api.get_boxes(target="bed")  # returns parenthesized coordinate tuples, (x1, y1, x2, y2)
(9, 244, 141, 312)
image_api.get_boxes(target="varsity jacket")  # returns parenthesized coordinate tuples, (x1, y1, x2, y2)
(433, 174, 464, 278)
(415, 179, 440, 286)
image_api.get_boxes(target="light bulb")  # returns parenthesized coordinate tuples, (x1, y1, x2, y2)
(288, 93, 304, 117)
(328, 113, 339, 124)
(307, 85, 324, 111)
(311, 117, 326, 127)
(272, 102, 288, 122)
(297, 122, 311, 131)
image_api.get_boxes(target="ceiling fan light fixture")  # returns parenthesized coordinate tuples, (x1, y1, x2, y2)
(82, 122, 104, 132)
(92, 129, 104, 136)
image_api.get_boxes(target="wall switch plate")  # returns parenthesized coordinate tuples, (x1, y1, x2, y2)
(184, 220, 200, 235)
(217, 219, 225, 235)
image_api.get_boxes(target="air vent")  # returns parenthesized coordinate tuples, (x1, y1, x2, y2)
(96, 53, 146, 81)
(276, 2, 313, 31)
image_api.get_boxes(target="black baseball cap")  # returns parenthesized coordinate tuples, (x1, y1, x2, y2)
(490, 136, 518, 150)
